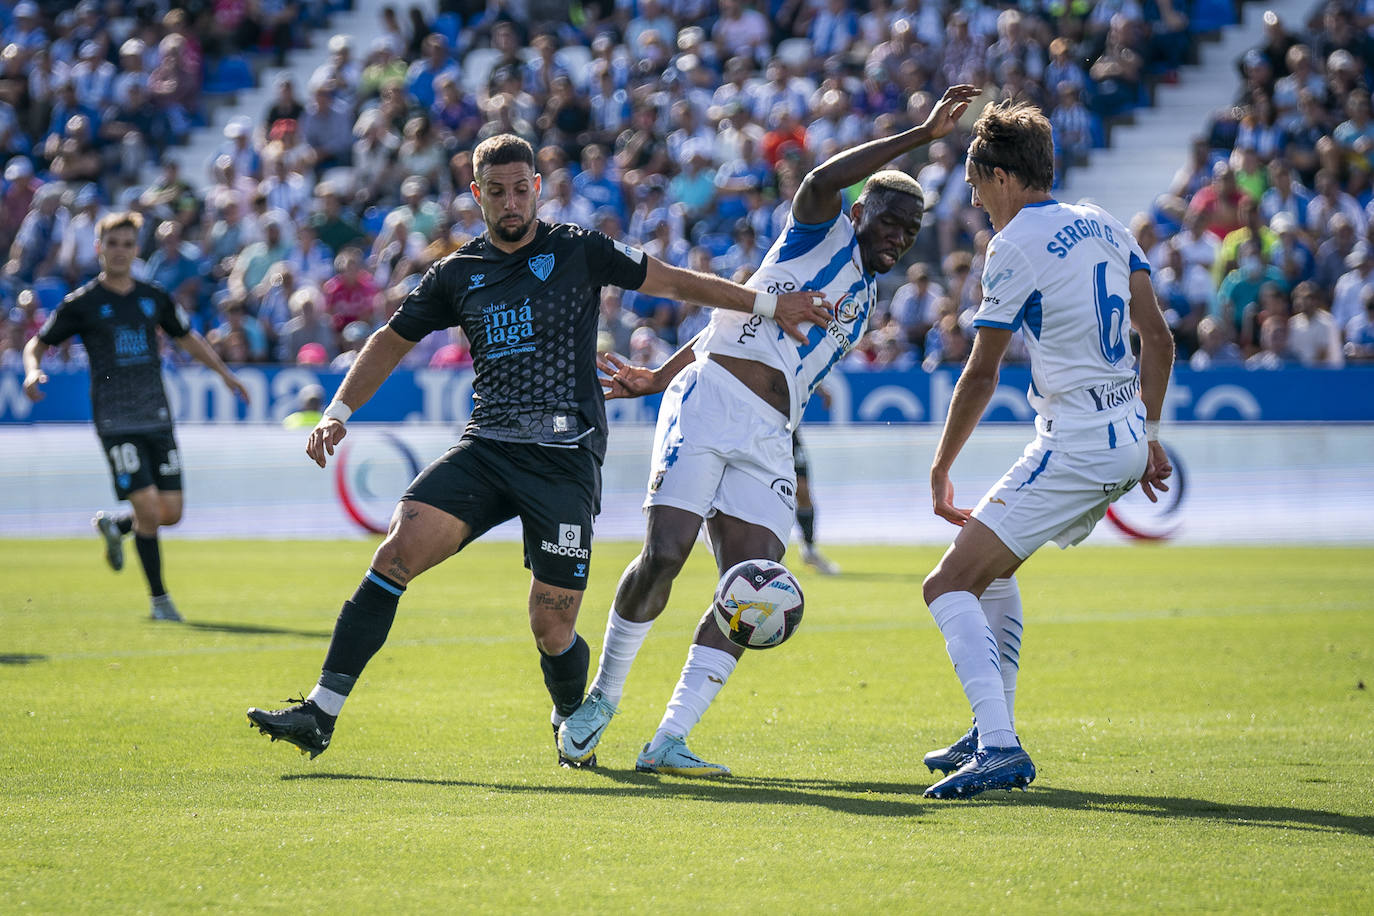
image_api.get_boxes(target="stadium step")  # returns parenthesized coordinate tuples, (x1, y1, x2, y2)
(1059, 0, 1313, 222)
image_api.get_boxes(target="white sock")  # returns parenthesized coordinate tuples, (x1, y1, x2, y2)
(551, 708, 567, 727)
(652, 644, 738, 744)
(929, 591, 1016, 748)
(307, 684, 347, 717)
(588, 609, 654, 705)
(980, 576, 1023, 728)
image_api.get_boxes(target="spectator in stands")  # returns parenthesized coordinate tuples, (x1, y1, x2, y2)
(1343, 288, 1374, 361)
(712, 0, 771, 63)
(145, 219, 204, 315)
(57, 184, 102, 286)
(536, 168, 594, 229)
(1189, 315, 1245, 370)
(406, 33, 458, 113)
(229, 211, 292, 302)
(1287, 278, 1345, 367)
(1332, 242, 1374, 332)
(1088, 14, 1145, 121)
(1259, 160, 1313, 226)
(321, 247, 381, 333)
(1333, 89, 1374, 173)
(888, 262, 943, 351)
(1051, 82, 1093, 175)
(1187, 161, 1248, 240)
(330, 318, 370, 371)
(259, 154, 311, 223)
(1246, 311, 1290, 369)
(712, 219, 765, 278)
(1272, 44, 1325, 122)
(279, 286, 336, 363)
(302, 83, 355, 172)
(1270, 213, 1317, 288)
(4, 183, 63, 285)
(1306, 169, 1367, 236)
(148, 34, 197, 141)
(1153, 239, 1210, 353)
(1315, 214, 1359, 290)
(1215, 196, 1278, 285)
(1216, 238, 1287, 338)
(210, 295, 269, 363)
(598, 286, 637, 356)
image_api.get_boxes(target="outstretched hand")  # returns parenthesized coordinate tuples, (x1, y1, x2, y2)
(597, 351, 663, 400)
(922, 85, 981, 140)
(774, 289, 834, 342)
(1138, 440, 1173, 503)
(306, 418, 348, 468)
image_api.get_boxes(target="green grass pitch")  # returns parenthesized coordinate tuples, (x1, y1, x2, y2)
(3, 539, 1372, 912)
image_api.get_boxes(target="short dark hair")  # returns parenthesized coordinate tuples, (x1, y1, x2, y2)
(968, 100, 1055, 192)
(472, 133, 535, 178)
(96, 211, 143, 239)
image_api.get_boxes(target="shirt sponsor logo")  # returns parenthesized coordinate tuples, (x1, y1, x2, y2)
(483, 300, 535, 352)
(983, 267, 1013, 291)
(528, 253, 555, 281)
(1087, 376, 1140, 412)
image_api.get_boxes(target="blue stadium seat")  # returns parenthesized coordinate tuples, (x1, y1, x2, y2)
(203, 56, 255, 97)
(433, 12, 461, 47)
(32, 277, 68, 312)
(361, 206, 387, 237)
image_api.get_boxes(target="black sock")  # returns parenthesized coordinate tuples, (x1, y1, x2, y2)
(321, 570, 405, 679)
(115, 514, 133, 535)
(134, 533, 165, 597)
(797, 507, 816, 546)
(540, 633, 590, 718)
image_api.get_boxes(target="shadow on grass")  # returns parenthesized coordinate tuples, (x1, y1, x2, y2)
(0, 653, 48, 665)
(185, 621, 332, 639)
(281, 772, 1374, 835)
(1014, 787, 1374, 837)
(281, 770, 925, 818)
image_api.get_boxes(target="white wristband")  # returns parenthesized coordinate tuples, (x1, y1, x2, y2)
(752, 291, 777, 319)
(1144, 420, 1160, 441)
(323, 400, 352, 424)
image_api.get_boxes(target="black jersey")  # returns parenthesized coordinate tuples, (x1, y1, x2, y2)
(38, 279, 191, 435)
(389, 222, 649, 462)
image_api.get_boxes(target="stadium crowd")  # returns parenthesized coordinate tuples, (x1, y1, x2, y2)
(0, 0, 1370, 381)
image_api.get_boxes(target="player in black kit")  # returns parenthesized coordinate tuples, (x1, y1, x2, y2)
(22, 211, 250, 622)
(246, 133, 833, 765)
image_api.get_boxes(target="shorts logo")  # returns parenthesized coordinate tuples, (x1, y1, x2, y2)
(770, 477, 796, 509)
(542, 523, 590, 559)
(528, 253, 555, 281)
(575, 563, 587, 579)
(553, 415, 570, 433)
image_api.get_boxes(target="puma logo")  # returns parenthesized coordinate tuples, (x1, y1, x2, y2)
(988, 497, 1006, 506)
(707, 675, 724, 685)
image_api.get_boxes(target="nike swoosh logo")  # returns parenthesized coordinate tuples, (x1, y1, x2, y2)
(707, 675, 724, 685)
(569, 723, 606, 751)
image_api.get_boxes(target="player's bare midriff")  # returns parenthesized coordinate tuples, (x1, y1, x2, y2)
(708, 352, 789, 417)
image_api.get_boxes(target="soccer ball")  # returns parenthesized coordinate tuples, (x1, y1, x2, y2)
(712, 559, 804, 650)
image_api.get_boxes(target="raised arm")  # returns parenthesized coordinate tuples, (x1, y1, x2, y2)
(1128, 268, 1176, 502)
(635, 256, 832, 342)
(792, 84, 979, 225)
(930, 326, 1013, 526)
(306, 325, 416, 468)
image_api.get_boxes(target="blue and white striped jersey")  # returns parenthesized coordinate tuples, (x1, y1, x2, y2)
(693, 210, 877, 429)
(972, 199, 1152, 450)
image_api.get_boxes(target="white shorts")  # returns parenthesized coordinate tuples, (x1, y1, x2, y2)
(645, 357, 795, 545)
(972, 438, 1149, 559)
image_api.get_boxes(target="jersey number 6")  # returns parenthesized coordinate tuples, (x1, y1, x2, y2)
(1093, 260, 1129, 366)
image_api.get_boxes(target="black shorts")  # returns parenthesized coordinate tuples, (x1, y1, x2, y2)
(403, 435, 602, 591)
(792, 429, 810, 479)
(99, 431, 182, 500)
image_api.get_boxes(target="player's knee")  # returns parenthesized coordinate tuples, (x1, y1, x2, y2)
(160, 505, 183, 526)
(922, 570, 948, 607)
(638, 535, 692, 582)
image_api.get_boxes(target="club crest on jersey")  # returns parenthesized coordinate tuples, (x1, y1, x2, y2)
(528, 253, 555, 281)
(100, 304, 114, 318)
(139, 297, 157, 318)
(834, 292, 864, 325)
